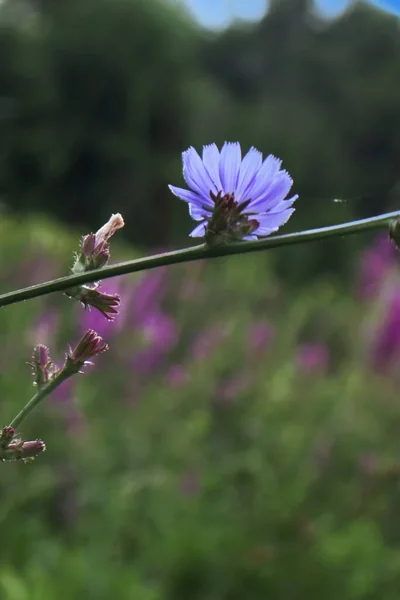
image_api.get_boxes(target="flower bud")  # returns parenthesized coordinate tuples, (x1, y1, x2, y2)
(94, 213, 125, 246)
(3, 439, 46, 463)
(29, 344, 57, 387)
(65, 329, 108, 374)
(77, 286, 120, 321)
(0, 426, 15, 449)
(72, 214, 124, 274)
(0, 426, 46, 463)
(80, 234, 110, 269)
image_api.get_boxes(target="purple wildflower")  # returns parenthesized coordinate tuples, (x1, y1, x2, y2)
(169, 142, 297, 242)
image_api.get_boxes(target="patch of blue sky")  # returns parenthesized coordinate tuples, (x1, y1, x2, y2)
(183, 0, 400, 28)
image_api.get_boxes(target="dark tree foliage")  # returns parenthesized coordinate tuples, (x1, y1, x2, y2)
(0, 0, 399, 276)
(0, 0, 194, 246)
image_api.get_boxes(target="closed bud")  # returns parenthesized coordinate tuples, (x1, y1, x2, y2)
(29, 344, 57, 387)
(0, 427, 46, 463)
(94, 213, 125, 246)
(72, 214, 124, 274)
(65, 329, 108, 374)
(79, 234, 110, 270)
(3, 439, 46, 463)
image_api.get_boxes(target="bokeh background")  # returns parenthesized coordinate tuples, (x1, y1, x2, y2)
(1, 0, 400, 598)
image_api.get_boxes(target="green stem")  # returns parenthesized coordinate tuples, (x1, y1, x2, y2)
(0, 211, 399, 309)
(9, 369, 71, 429)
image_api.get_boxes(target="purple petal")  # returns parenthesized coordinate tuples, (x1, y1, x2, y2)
(219, 142, 241, 194)
(189, 202, 208, 221)
(236, 147, 263, 203)
(249, 170, 294, 211)
(255, 208, 295, 236)
(168, 185, 204, 207)
(182, 147, 215, 203)
(267, 194, 298, 214)
(245, 155, 282, 203)
(202, 143, 222, 190)
(189, 223, 207, 238)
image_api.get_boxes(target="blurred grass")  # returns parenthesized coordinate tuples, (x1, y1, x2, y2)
(0, 215, 399, 599)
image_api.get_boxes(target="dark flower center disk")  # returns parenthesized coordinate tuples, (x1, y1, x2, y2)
(206, 190, 259, 239)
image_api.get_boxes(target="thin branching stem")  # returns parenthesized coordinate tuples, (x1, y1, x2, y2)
(0, 211, 399, 309)
(9, 370, 71, 429)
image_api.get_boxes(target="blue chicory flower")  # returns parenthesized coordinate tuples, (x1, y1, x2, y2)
(169, 142, 298, 242)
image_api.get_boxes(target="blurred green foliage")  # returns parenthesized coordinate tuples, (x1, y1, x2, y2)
(1, 0, 400, 596)
(0, 215, 400, 598)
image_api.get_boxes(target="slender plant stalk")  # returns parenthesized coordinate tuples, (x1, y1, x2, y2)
(9, 370, 71, 429)
(0, 211, 399, 309)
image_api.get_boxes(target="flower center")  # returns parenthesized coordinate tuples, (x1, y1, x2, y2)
(204, 190, 259, 243)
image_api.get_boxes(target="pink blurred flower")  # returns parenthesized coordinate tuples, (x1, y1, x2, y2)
(133, 312, 178, 374)
(356, 234, 398, 300)
(141, 311, 178, 351)
(247, 321, 274, 354)
(51, 377, 74, 405)
(50, 379, 86, 436)
(191, 325, 225, 361)
(165, 364, 188, 388)
(79, 271, 166, 340)
(130, 270, 167, 324)
(29, 309, 59, 346)
(370, 286, 400, 372)
(16, 255, 60, 287)
(79, 277, 131, 336)
(297, 343, 329, 374)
